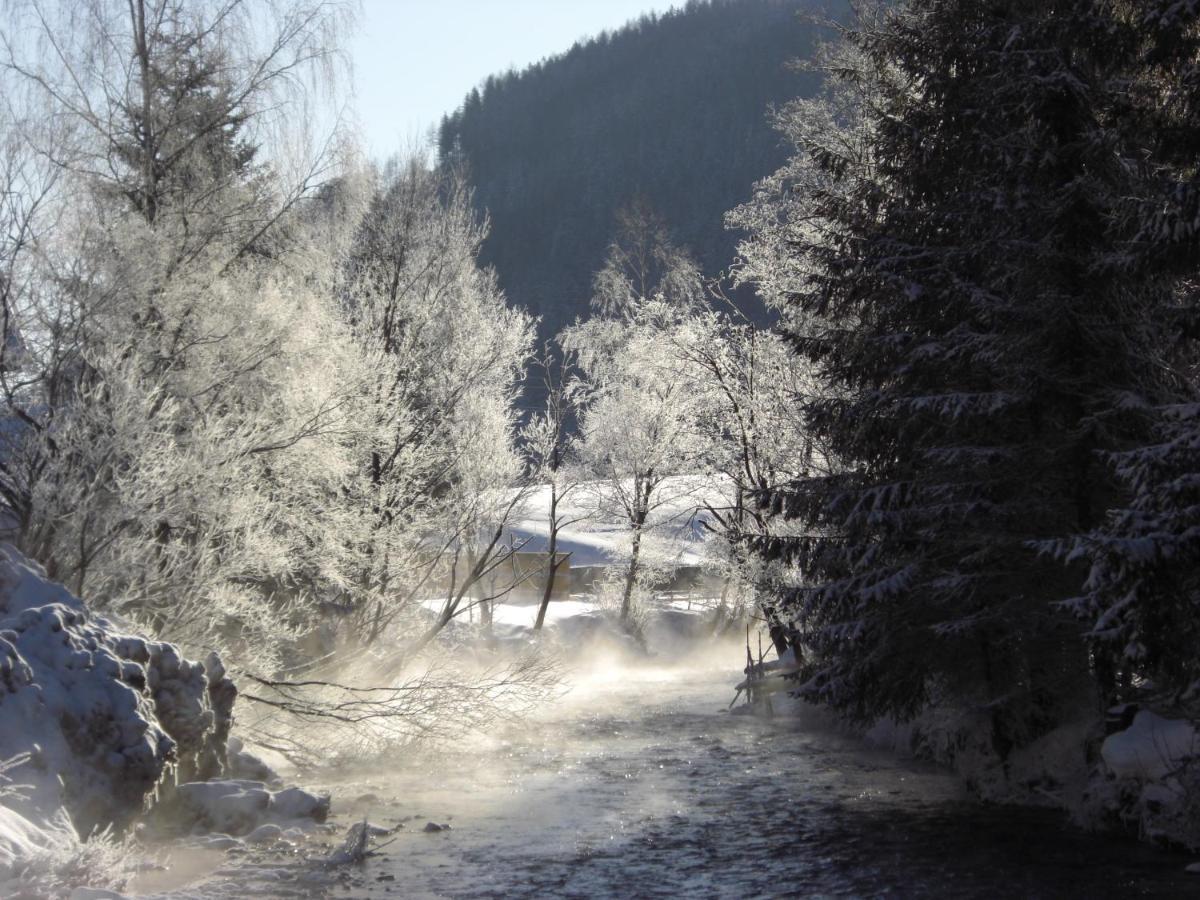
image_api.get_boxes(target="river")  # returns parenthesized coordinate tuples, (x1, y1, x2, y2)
(142, 643, 1196, 898)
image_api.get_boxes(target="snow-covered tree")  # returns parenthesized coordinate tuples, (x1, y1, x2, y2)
(342, 158, 533, 649)
(519, 343, 591, 632)
(0, 0, 361, 663)
(590, 197, 705, 322)
(736, 1, 1198, 750)
(565, 206, 716, 624)
(1050, 1, 1200, 705)
(669, 307, 821, 646)
(565, 299, 709, 626)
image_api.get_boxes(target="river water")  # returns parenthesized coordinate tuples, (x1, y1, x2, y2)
(151, 645, 1196, 898)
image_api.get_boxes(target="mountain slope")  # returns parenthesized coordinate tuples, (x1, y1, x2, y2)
(437, 0, 841, 338)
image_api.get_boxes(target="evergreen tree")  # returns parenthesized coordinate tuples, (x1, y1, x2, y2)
(742, 1, 1199, 749)
(1056, 2, 1200, 705)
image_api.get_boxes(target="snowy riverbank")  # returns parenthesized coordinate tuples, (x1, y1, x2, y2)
(0, 545, 331, 896)
(860, 691, 1200, 855)
(732, 641, 1200, 857)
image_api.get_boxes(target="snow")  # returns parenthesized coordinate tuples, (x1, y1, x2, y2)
(489, 599, 602, 629)
(164, 780, 329, 838)
(1101, 711, 1198, 781)
(0, 542, 234, 889)
(225, 736, 281, 784)
(506, 475, 733, 570)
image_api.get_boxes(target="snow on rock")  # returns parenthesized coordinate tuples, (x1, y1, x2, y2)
(165, 780, 329, 837)
(225, 736, 281, 784)
(245, 823, 284, 844)
(0, 542, 234, 877)
(1101, 711, 1198, 781)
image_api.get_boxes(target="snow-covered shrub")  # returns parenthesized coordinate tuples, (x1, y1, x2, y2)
(1079, 711, 1200, 850)
(592, 566, 654, 641)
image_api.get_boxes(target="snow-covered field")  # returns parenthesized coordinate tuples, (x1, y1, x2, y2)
(503, 473, 734, 569)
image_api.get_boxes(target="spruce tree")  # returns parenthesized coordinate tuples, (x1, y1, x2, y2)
(750, 1, 1194, 748)
(1057, 2, 1200, 706)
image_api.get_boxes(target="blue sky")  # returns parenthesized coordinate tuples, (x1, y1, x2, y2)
(349, 0, 683, 161)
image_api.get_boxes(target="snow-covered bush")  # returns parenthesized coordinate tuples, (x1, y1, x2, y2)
(1080, 711, 1200, 850)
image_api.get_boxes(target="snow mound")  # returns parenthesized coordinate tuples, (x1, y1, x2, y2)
(0, 542, 235, 878)
(225, 736, 281, 784)
(1101, 711, 1198, 781)
(166, 780, 329, 837)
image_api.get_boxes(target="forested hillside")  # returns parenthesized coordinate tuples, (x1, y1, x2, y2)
(437, 0, 840, 337)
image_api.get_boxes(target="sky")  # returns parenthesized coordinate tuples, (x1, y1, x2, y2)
(349, 0, 683, 161)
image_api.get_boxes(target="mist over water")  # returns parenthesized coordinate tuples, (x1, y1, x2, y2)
(161, 639, 1191, 899)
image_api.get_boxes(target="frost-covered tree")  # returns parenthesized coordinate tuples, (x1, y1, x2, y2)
(591, 197, 705, 322)
(670, 307, 821, 646)
(565, 210, 711, 626)
(568, 309, 708, 625)
(519, 343, 590, 632)
(343, 158, 533, 649)
(738, 1, 1198, 749)
(0, 0, 359, 662)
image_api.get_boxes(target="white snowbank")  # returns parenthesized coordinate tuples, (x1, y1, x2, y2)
(165, 780, 329, 837)
(1080, 710, 1200, 849)
(1101, 711, 1198, 781)
(0, 543, 234, 887)
(225, 736, 281, 784)
(506, 475, 733, 569)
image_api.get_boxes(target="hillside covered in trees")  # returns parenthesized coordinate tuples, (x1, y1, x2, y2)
(437, 0, 840, 337)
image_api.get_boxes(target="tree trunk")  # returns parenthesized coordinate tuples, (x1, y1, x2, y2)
(710, 577, 731, 636)
(534, 483, 562, 632)
(534, 531, 562, 632)
(130, 0, 158, 224)
(620, 526, 642, 622)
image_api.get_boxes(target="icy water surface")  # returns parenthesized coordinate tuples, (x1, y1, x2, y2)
(155, 650, 1197, 898)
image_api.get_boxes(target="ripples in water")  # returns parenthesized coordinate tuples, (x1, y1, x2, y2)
(155, 658, 1197, 899)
